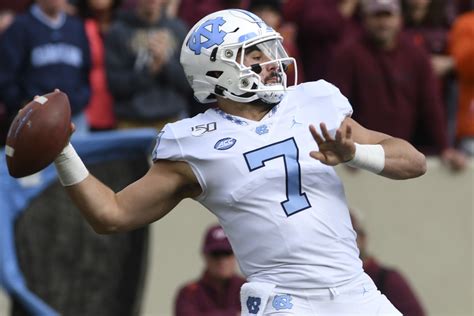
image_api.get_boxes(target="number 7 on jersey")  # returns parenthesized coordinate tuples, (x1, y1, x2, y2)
(243, 137, 311, 216)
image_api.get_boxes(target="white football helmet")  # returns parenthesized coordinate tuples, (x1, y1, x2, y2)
(180, 9, 297, 105)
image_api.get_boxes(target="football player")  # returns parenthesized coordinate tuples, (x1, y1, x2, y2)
(54, 9, 426, 315)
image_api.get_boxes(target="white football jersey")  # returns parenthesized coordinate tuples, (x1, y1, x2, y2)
(153, 80, 364, 288)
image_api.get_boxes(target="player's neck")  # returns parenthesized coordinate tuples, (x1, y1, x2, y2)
(216, 97, 275, 122)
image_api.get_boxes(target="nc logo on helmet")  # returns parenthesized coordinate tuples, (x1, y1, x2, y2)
(188, 17, 227, 55)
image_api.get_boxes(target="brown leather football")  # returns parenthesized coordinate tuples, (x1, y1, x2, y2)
(5, 90, 71, 178)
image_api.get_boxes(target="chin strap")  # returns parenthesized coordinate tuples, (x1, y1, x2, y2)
(257, 90, 286, 104)
(222, 90, 259, 103)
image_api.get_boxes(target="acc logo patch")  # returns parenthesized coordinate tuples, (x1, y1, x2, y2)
(188, 17, 227, 55)
(214, 137, 236, 150)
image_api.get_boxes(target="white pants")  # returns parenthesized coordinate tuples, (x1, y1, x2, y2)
(241, 273, 401, 316)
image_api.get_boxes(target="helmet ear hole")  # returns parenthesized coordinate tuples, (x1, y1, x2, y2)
(206, 71, 224, 79)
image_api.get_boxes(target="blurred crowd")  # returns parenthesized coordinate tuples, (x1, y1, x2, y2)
(0, 0, 472, 169)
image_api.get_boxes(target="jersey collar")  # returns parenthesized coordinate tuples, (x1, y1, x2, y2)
(212, 103, 281, 126)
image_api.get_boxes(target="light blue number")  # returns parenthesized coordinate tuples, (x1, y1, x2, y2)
(244, 138, 311, 216)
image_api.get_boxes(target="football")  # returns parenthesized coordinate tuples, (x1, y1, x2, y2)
(5, 90, 71, 178)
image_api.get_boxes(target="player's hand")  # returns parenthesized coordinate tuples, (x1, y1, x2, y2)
(309, 122, 356, 166)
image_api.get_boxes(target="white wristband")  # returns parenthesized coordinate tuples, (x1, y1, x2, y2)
(54, 143, 89, 186)
(345, 143, 385, 174)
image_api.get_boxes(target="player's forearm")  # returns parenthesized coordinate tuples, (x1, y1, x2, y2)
(379, 137, 427, 180)
(65, 175, 125, 234)
(54, 143, 126, 234)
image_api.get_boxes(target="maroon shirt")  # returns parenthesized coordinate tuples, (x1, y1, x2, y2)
(328, 32, 448, 154)
(364, 258, 425, 316)
(283, 0, 361, 81)
(174, 271, 246, 316)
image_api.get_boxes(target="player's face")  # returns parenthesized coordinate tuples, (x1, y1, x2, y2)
(205, 251, 237, 280)
(245, 48, 283, 85)
(237, 40, 287, 86)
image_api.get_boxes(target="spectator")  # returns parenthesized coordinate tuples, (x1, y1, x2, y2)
(449, 11, 474, 155)
(283, 0, 362, 81)
(77, 0, 122, 131)
(402, 0, 458, 143)
(174, 224, 245, 316)
(177, 0, 244, 29)
(0, 1, 33, 146)
(350, 208, 426, 316)
(0, 0, 91, 136)
(248, 0, 304, 85)
(328, 0, 466, 170)
(105, 0, 190, 130)
(402, 0, 457, 76)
